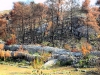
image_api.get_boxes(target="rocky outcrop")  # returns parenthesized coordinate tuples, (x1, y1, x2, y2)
(2, 44, 100, 67)
(4, 45, 100, 57)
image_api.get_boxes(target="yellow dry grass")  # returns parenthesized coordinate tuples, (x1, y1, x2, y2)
(63, 44, 71, 50)
(0, 64, 32, 75)
(0, 64, 98, 75)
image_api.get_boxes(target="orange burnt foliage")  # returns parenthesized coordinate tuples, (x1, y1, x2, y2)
(81, 42, 92, 56)
(0, 44, 4, 50)
(0, 50, 11, 60)
(45, 21, 53, 36)
(0, 14, 16, 44)
(0, 50, 5, 58)
(5, 50, 11, 57)
(82, 0, 90, 11)
(82, 0, 100, 34)
(6, 34, 17, 45)
(14, 45, 29, 57)
(0, 18, 8, 40)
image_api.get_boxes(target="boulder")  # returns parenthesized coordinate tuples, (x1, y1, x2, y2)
(58, 55, 74, 66)
(81, 70, 87, 72)
(43, 59, 58, 68)
(6, 45, 70, 54)
(72, 52, 82, 57)
(90, 51, 100, 57)
(52, 54, 60, 59)
(0, 39, 5, 44)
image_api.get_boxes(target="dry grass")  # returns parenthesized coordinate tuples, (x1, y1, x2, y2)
(0, 64, 98, 75)
(31, 51, 52, 69)
(63, 44, 71, 50)
(0, 64, 32, 75)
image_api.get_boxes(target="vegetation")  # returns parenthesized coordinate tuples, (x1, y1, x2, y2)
(31, 50, 52, 69)
(0, 0, 99, 48)
(0, 0, 100, 75)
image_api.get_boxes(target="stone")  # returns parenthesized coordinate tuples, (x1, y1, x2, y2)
(72, 52, 82, 57)
(43, 59, 58, 68)
(52, 54, 60, 59)
(75, 68, 79, 71)
(90, 51, 100, 57)
(81, 70, 87, 72)
(0, 39, 5, 44)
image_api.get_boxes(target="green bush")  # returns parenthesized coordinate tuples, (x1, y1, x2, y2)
(78, 59, 88, 68)
(57, 60, 73, 66)
(76, 54, 97, 68)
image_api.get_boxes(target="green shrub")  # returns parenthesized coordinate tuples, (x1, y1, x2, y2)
(31, 57, 44, 69)
(76, 54, 97, 68)
(60, 60, 73, 66)
(56, 60, 73, 67)
(41, 41, 51, 46)
(78, 59, 88, 68)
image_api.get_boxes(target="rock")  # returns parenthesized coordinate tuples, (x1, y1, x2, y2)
(52, 54, 60, 59)
(57, 55, 75, 66)
(75, 68, 79, 71)
(43, 59, 58, 68)
(72, 52, 82, 57)
(9, 45, 19, 51)
(58, 55, 75, 61)
(81, 70, 87, 72)
(0, 39, 5, 44)
(58, 54, 68, 60)
(73, 64, 80, 68)
(90, 51, 100, 57)
(6, 45, 70, 54)
(23, 45, 42, 53)
(25, 54, 35, 61)
(47, 57, 52, 61)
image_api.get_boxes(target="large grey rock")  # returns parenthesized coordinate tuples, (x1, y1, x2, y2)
(7, 45, 70, 54)
(52, 54, 60, 59)
(55, 54, 76, 66)
(9, 45, 19, 51)
(6, 45, 100, 58)
(72, 52, 82, 57)
(43, 59, 58, 68)
(58, 55, 69, 60)
(23, 45, 42, 53)
(90, 51, 100, 57)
